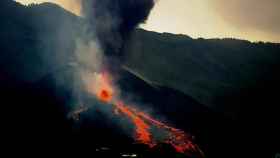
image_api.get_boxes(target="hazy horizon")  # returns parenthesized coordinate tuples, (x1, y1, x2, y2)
(16, 0, 280, 43)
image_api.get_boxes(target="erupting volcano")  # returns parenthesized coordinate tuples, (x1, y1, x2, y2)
(77, 0, 204, 157)
(81, 69, 204, 157)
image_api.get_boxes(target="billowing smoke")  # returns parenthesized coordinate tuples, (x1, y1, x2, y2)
(70, 0, 156, 120)
(21, 1, 203, 155)
(80, 0, 155, 63)
(69, 0, 156, 115)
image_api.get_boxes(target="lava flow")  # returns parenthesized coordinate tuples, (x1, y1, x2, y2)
(115, 101, 152, 145)
(83, 70, 204, 157)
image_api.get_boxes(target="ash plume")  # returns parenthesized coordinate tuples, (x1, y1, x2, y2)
(67, 0, 156, 121)
(81, 0, 155, 62)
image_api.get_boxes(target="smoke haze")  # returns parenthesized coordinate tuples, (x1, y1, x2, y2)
(80, 0, 155, 59)
(211, 0, 280, 41)
(17, 0, 280, 42)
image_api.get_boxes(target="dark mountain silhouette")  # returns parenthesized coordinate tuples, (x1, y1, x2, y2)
(1, 1, 279, 157)
(125, 29, 280, 116)
(124, 29, 280, 157)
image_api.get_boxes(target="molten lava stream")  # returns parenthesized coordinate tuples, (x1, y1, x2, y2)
(133, 109, 204, 156)
(115, 101, 154, 146)
(92, 72, 154, 146)
(115, 101, 204, 157)
(86, 71, 204, 157)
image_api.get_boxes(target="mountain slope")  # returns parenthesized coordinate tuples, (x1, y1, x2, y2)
(125, 29, 280, 118)
(0, 2, 279, 156)
(0, 1, 79, 81)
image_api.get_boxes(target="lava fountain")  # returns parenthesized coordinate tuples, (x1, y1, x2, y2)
(80, 69, 204, 157)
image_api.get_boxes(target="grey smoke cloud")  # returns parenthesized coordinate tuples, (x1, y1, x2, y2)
(66, 0, 155, 119)
(80, 0, 155, 60)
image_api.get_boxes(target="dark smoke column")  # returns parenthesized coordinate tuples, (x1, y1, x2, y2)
(81, 0, 155, 72)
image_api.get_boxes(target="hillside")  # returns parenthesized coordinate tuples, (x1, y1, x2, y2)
(0, 1, 79, 82)
(125, 29, 280, 118)
(2, 1, 280, 119)
(0, 1, 279, 156)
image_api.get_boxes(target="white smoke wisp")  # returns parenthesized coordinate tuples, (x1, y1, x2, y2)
(67, 37, 108, 119)
(74, 38, 104, 73)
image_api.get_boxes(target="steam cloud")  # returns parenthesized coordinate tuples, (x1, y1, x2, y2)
(69, 0, 158, 137)
(24, 1, 203, 155)
(81, 0, 155, 60)
(72, 0, 156, 98)
(71, 0, 156, 115)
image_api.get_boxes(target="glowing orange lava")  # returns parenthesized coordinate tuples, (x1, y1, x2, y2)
(98, 89, 113, 103)
(115, 101, 153, 145)
(84, 70, 204, 157)
(82, 71, 114, 103)
(135, 110, 202, 154)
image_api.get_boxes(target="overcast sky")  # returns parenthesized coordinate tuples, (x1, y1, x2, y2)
(17, 0, 280, 42)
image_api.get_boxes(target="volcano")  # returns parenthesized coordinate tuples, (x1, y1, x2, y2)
(0, 1, 250, 157)
(78, 67, 204, 156)
(1, 64, 237, 158)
